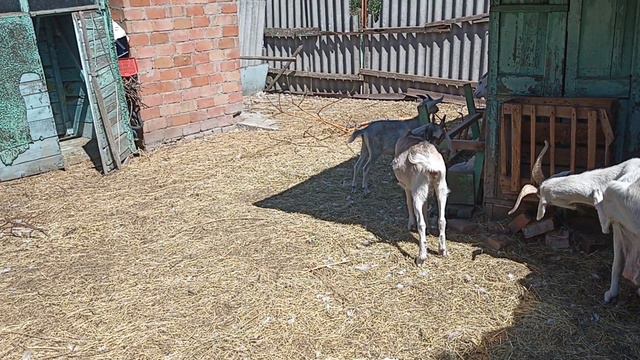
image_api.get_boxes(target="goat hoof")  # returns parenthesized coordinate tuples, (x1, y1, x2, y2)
(415, 257, 427, 267)
(439, 249, 449, 257)
(604, 291, 618, 305)
(351, 187, 357, 194)
(408, 224, 417, 232)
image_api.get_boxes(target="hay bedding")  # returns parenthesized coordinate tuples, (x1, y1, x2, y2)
(0, 94, 639, 359)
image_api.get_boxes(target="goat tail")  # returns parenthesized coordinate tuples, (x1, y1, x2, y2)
(408, 152, 444, 176)
(347, 127, 366, 144)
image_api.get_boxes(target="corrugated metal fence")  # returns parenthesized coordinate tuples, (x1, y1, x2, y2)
(261, 0, 489, 97)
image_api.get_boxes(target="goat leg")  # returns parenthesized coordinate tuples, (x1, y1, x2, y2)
(413, 190, 429, 266)
(436, 179, 449, 257)
(351, 144, 368, 193)
(405, 189, 416, 232)
(604, 224, 625, 304)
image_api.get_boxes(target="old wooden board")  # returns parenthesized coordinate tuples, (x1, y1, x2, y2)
(74, 10, 135, 174)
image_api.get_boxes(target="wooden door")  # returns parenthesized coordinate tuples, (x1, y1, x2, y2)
(564, 0, 638, 98)
(0, 13, 64, 181)
(73, 10, 135, 174)
(492, 2, 568, 97)
(565, 0, 640, 159)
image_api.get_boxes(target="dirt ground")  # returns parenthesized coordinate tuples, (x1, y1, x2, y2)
(1, 94, 639, 359)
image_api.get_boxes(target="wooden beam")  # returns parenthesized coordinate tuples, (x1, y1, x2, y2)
(491, 4, 569, 13)
(599, 109, 615, 166)
(511, 105, 522, 192)
(448, 112, 483, 138)
(31, 4, 99, 16)
(570, 108, 577, 173)
(241, 55, 297, 62)
(451, 140, 485, 152)
(265, 44, 303, 91)
(530, 105, 536, 175)
(264, 13, 489, 37)
(587, 110, 597, 169)
(360, 69, 477, 87)
(500, 106, 508, 177)
(550, 107, 556, 175)
(267, 68, 362, 82)
(78, 12, 122, 170)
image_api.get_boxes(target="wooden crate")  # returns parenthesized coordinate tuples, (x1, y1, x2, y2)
(499, 98, 616, 197)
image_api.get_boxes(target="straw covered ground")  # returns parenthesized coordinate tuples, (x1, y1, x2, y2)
(1, 94, 639, 359)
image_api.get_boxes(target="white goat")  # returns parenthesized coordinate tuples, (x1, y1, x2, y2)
(508, 140, 640, 221)
(593, 174, 640, 303)
(473, 72, 488, 99)
(348, 95, 444, 194)
(392, 135, 449, 266)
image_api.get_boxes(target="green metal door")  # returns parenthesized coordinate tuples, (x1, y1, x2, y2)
(73, 10, 135, 174)
(0, 13, 64, 181)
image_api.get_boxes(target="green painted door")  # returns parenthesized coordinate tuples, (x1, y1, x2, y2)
(72, 10, 135, 174)
(565, 0, 638, 98)
(492, 2, 568, 97)
(565, 0, 640, 158)
(0, 13, 64, 181)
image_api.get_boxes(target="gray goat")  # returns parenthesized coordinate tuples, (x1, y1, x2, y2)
(348, 95, 444, 194)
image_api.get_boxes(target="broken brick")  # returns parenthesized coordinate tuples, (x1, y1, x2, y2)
(508, 213, 532, 234)
(484, 235, 513, 251)
(545, 229, 571, 249)
(523, 218, 555, 239)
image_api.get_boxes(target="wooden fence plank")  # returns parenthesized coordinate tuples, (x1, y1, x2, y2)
(511, 104, 522, 192)
(587, 110, 597, 169)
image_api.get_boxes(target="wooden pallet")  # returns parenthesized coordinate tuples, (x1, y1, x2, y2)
(499, 98, 616, 196)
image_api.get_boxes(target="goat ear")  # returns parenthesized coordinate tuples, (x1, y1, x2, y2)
(436, 96, 444, 103)
(426, 94, 433, 101)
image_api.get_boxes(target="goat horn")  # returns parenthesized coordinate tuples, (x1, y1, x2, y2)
(532, 140, 549, 186)
(507, 184, 539, 215)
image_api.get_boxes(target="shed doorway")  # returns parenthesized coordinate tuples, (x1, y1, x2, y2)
(31, 10, 136, 172)
(34, 14, 99, 166)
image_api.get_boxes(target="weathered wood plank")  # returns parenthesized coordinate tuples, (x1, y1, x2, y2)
(587, 110, 597, 169)
(500, 109, 508, 177)
(511, 104, 522, 192)
(550, 107, 556, 175)
(28, 118, 58, 140)
(3, 137, 62, 167)
(0, 154, 65, 181)
(570, 108, 577, 173)
(599, 110, 614, 166)
(528, 105, 536, 174)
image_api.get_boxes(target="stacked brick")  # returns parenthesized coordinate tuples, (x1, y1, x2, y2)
(109, 0, 243, 147)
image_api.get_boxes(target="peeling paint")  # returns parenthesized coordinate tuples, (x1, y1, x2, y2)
(0, 15, 47, 165)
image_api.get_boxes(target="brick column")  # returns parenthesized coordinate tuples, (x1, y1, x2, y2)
(110, 0, 243, 148)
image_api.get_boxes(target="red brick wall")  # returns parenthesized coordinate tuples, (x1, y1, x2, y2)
(110, 0, 243, 147)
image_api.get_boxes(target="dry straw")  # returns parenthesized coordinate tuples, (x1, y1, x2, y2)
(0, 94, 638, 359)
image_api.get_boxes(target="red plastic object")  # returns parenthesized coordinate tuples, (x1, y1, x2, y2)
(118, 58, 138, 77)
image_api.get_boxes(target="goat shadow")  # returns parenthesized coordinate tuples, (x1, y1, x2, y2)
(254, 156, 452, 258)
(254, 155, 640, 358)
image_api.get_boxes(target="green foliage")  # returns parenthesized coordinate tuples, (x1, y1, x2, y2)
(349, 0, 383, 21)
